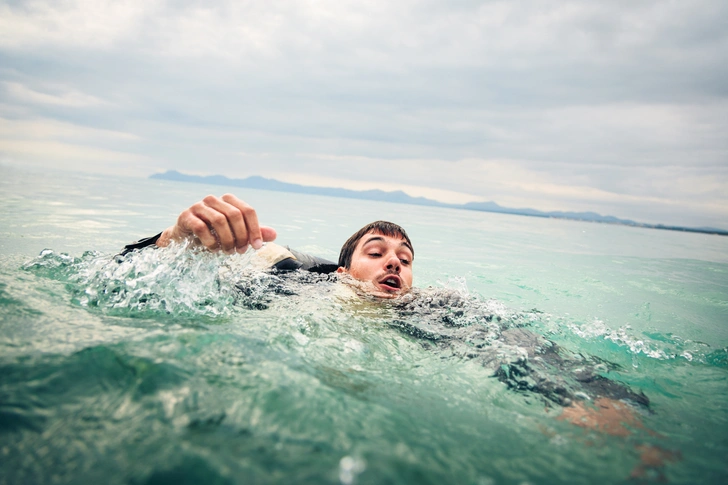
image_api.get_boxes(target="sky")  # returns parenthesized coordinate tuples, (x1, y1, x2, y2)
(1, 0, 727, 229)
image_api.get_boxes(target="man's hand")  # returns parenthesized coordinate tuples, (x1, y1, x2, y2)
(557, 397, 642, 437)
(156, 194, 277, 253)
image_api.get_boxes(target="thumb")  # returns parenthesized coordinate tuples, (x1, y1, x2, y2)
(261, 226, 277, 242)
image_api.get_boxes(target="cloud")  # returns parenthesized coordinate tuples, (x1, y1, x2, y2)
(0, 139, 145, 163)
(4, 81, 112, 107)
(0, 116, 138, 141)
(0, 0, 726, 228)
(0, 116, 146, 173)
(0, 0, 150, 49)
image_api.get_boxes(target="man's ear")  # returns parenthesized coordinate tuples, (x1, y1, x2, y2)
(336, 267, 347, 274)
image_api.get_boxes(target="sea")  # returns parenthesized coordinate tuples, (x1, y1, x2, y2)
(1, 165, 727, 484)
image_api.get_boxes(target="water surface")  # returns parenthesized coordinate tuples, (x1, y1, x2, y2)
(1, 166, 727, 484)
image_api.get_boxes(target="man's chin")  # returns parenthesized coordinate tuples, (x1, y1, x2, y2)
(339, 275, 408, 299)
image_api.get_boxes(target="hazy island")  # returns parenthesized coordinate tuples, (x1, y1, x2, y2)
(150, 170, 728, 236)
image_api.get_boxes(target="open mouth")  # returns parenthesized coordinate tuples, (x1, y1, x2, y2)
(378, 275, 402, 291)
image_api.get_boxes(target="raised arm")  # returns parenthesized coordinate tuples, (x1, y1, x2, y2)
(156, 194, 277, 253)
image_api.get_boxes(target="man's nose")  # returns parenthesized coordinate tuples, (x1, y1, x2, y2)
(385, 254, 400, 272)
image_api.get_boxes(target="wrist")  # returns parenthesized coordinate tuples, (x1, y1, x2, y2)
(156, 227, 176, 247)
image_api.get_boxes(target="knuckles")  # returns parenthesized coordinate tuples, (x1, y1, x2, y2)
(173, 194, 262, 251)
(203, 194, 219, 205)
(191, 201, 208, 213)
(208, 212, 226, 226)
(226, 208, 244, 222)
(187, 218, 208, 234)
(239, 205, 255, 218)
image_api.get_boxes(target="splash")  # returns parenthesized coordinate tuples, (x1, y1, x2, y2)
(23, 242, 272, 318)
(563, 317, 719, 366)
(22, 244, 721, 369)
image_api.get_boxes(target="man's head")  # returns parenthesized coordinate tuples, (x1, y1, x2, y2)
(337, 221, 414, 298)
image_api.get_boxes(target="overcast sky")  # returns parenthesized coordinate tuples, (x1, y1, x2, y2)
(1, 0, 726, 228)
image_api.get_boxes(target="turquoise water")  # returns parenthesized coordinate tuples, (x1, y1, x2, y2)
(1, 166, 727, 484)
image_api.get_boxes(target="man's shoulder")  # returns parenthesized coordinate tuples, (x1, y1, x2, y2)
(252, 243, 339, 274)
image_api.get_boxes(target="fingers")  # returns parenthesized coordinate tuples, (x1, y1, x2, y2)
(177, 208, 219, 248)
(196, 201, 240, 252)
(170, 194, 276, 253)
(220, 194, 262, 251)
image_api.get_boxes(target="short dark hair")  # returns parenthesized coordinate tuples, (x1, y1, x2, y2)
(338, 221, 414, 269)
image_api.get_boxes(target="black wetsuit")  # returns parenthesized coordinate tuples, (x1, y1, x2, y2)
(121, 236, 649, 409)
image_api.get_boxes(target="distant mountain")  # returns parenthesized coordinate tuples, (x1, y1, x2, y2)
(150, 170, 728, 236)
(151, 171, 443, 206)
(461, 202, 638, 224)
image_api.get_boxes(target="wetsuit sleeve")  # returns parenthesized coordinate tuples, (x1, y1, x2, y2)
(118, 232, 163, 257)
(284, 248, 338, 274)
(268, 246, 337, 273)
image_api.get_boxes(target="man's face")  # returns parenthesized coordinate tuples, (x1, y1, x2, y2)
(338, 231, 414, 298)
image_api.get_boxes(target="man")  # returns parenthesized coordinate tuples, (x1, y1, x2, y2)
(125, 193, 648, 409)
(121, 193, 674, 475)
(131, 193, 414, 299)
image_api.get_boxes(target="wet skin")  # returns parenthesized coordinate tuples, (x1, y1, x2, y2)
(337, 232, 414, 299)
(157, 194, 277, 254)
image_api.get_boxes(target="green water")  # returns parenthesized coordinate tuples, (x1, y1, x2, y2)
(1, 166, 727, 484)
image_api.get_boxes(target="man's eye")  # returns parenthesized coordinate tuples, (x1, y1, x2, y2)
(400, 259, 410, 265)
(369, 253, 381, 257)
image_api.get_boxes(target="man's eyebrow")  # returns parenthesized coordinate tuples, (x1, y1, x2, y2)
(362, 236, 414, 255)
(363, 236, 385, 245)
